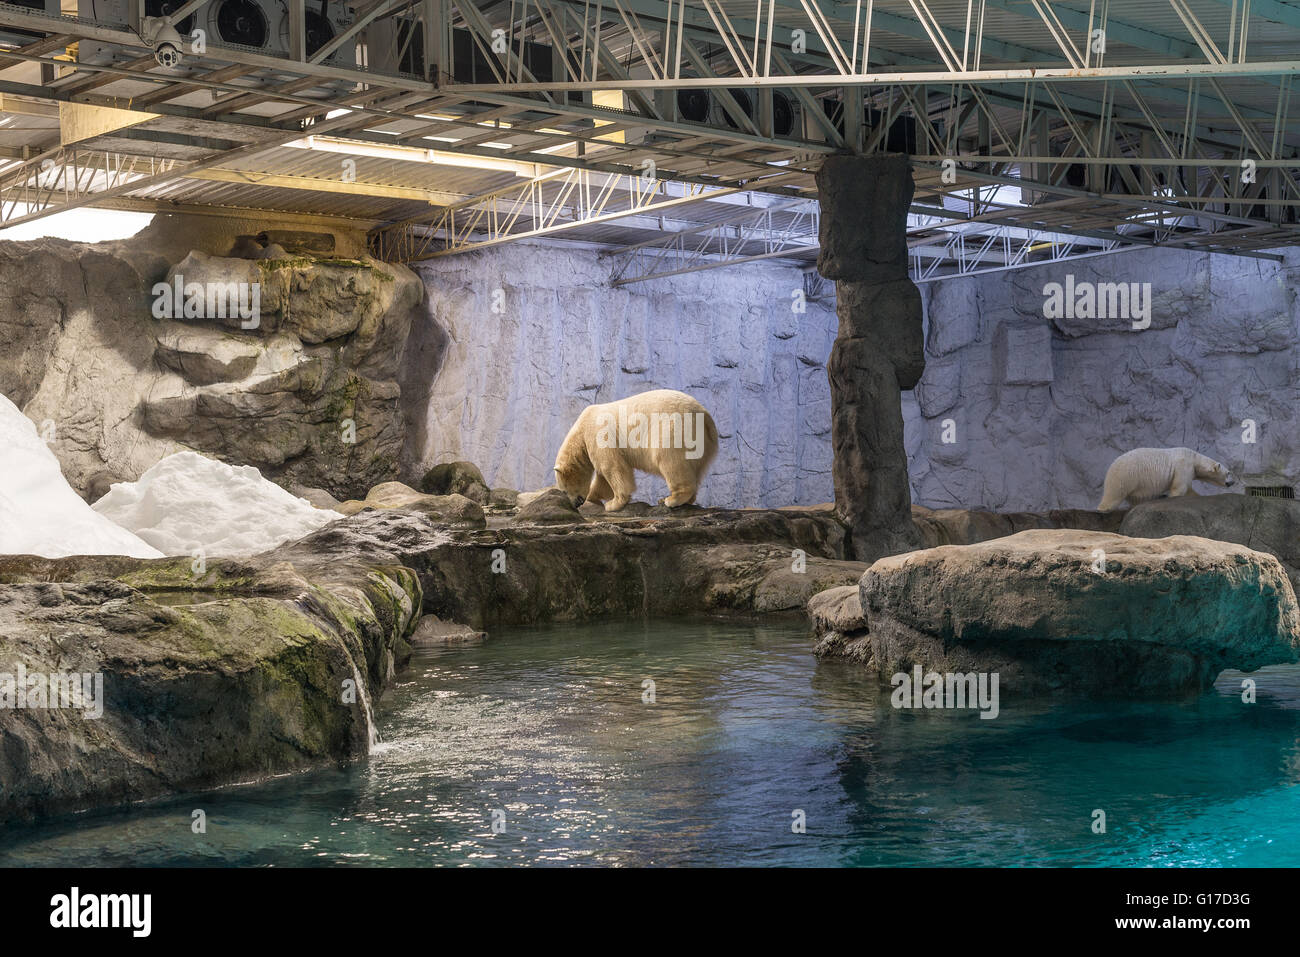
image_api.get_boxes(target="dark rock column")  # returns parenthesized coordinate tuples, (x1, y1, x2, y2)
(817, 154, 924, 563)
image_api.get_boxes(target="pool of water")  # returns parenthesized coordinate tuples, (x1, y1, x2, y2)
(3, 617, 1299, 867)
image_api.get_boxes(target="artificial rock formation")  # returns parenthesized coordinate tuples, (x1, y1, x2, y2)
(0, 547, 422, 821)
(911, 503, 1124, 547)
(0, 238, 422, 502)
(273, 505, 856, 630)
(140, 252, 423, 499)
(334, 481, 486, 528)
(1120, 494, 1300, 593)
(407, 220, 1298, 514)
(905, 246, 1300, 511)
(419, 460, 491, 503)
(10, 482, 1295, 819)
(847, 529, 1300, 695)
(510, 487, 586, 525)
(816, 154, 926, 562)
(406, 241, 839, 509)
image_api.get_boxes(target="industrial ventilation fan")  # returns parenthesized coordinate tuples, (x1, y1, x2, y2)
(772, 92, 794, 138)
(676, 89, 797, 137)
(76, 0, 354, 69)
(676, 90, 710, 123)
(279, 6, 338, 59)
(715, 89, 753, 129)
(821, 98, 930, 153)
(210, 0, 270, 48)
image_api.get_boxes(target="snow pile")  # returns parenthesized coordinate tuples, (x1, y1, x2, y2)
(92, 451, 338, 557)
(0, 392, 164, 559)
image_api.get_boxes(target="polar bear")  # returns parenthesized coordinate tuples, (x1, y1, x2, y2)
(1097, 447, 1237, 511)
(554, 389, 719, 511)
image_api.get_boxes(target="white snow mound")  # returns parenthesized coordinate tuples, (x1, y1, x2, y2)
(92, 451, 338, 557)
(0, 392, 164, 559)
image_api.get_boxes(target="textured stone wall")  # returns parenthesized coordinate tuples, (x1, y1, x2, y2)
(0, 233, 423, 502)
(408, 241, 1299, 512)
(905, 246, 1300, 511)
(403, 241, 838, 507)
(0, 214, 1293, 514)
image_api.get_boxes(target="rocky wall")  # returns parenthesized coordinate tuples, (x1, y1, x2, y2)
(0, 230, 423, 502)
(906, 247, 1300, 510)
(407, 240, 1299, 512)
(3, 212, 1295, 516)
(403, 241, 839, 508)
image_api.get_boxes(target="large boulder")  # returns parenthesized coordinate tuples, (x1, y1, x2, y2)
(152, 324, 267, 385)
(1120, 495, 1300, 591)
(807, 584, 871, 662)
(852, 529, 1300, 695)
(676, 544, 865, 613)
(808, 583, 866, 634)
(418, 461, 490, 504)
(488, 487, 519, 510)
(334, 481, 485, 528)
(511, 487, 585, 525)
(290, 484, 342, 510)
(0, 547, 422, 822)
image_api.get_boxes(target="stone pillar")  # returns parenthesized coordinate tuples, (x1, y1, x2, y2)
(816, 154, 924, 563)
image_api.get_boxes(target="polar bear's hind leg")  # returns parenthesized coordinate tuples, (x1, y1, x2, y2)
(658, 457, 699, 507)
(1097, 469, 1127, 511)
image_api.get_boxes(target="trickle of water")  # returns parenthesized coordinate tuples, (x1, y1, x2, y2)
(350, 661, 380, 749)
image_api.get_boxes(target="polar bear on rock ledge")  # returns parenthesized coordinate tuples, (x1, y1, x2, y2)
(1097, 447, 1238, 512)
(554, 389, 719, 511)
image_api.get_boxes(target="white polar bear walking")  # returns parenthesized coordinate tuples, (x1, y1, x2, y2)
(554, 389, 719, 511)
(1097, 447, 1237, 511)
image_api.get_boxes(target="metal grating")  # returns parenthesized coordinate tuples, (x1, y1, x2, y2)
(1246, 485, 1296, 498)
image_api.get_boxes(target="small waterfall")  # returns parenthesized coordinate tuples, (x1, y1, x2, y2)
(351, 662, 380, 749)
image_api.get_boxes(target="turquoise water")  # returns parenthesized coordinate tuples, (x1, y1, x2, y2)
(2, 617, 1299, 867)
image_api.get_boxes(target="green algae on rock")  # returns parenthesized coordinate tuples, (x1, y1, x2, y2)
(0, 551, 421, 822)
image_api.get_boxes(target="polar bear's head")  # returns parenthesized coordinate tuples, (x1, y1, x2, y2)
(554, 459, 593, 506)
(1194, 455, 1237, 488)
(554, 412, 595, 506)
